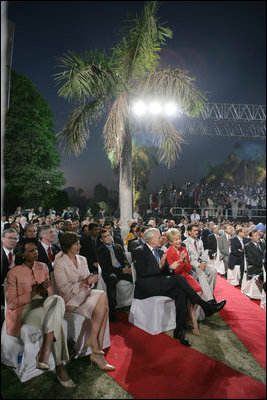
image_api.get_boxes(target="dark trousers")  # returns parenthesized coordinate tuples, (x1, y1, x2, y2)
(161, 274, 203, 328)
(103, 269, 133, 314)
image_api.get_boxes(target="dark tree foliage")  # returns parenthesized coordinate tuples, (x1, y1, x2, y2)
(3, 70, 65, 212)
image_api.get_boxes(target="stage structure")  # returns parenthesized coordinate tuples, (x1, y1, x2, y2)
(133, 103, 266, 146)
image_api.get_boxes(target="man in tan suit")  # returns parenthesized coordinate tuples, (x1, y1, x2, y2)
(183, 224, 217, 302)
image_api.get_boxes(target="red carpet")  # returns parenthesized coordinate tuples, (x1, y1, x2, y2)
(214, 275, 266, 370)
(106, 312, 266, 399)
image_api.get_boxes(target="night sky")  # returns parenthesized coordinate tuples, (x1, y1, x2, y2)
(7, 1, 266, 198)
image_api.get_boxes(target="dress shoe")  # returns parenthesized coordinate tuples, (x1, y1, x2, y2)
(57, 376, 77, 388)
(86, 340, 105, 355)
(204, 299, 227, 317)
(173, 328, 191, 346)
(36, 354, 49, 370)
(90, 354, 115, 371)
(192, 328, 200, 336)
(207, 299, 217, 304)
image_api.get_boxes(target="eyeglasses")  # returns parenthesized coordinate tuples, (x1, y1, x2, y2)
(5, 237, 18, 240)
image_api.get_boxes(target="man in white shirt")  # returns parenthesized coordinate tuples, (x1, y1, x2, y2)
(183, 224, 217, 302)
(190, 209, 200, 223)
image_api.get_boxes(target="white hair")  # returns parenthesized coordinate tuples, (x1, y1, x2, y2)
(144, 228, 159, 243)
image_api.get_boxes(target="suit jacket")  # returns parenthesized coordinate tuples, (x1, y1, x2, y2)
(218, 234, 230, 260)
(96, 244, 130, 281)
(5, 261, 52, 337)
(245, 241, 265, 276)
(128, 237, 143, 253)
(53, 253, 91, 310)
(200, 229, 211, 250)
(132, 244, 173, 299)
(80, 235, 101, 272)
(228, 237, 245, 270)
(112, 233, 124, 248)
(207, 234, 218, 259)
(183, 237, 206, 272)
(1, 248, 11, 306)
(37, 242, 60, 274)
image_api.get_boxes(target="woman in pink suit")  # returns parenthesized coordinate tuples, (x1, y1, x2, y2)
(5, 238, 76, 388)
(166, 229, 203, 335)
(53, 231, 115, 371)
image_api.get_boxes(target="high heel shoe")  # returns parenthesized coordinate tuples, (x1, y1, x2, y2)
(36, 354, 49, 370)
(57, 376, 77, 388)
(192, 328, 200, 336)
(90, 354, 115, 371)
(86, 341, 105, 355)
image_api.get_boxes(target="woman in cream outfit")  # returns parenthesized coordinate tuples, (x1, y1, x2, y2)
(53, 231, 115, 371)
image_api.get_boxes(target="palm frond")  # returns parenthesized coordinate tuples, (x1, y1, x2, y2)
(103, 92, 129, 165)
(132, 67, 207, 116)
(54, 49, 117, 102)
(57, 100, 105, 156)
(146, 117, 185, 168)
(111, 1, 172, 81)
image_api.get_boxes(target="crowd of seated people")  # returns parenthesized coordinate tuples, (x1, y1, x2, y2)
(1, 202, 266, 385)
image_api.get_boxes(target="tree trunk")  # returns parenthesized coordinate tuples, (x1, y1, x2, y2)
(119, 122, 133, 242)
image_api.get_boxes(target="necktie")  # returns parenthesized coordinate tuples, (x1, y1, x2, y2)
(228, 236, 230, 246)
(8, 251, 13, 265)
(194, 240, 198, 251)
(257, 243, 262, 253)
(47, 246, 54, 264)
(110, 246, 119, 268)
(153, 248, 160, 263)
(216, 235, 218, 241)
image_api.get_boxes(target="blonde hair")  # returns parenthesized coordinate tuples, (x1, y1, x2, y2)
(166, 228, 181, 242)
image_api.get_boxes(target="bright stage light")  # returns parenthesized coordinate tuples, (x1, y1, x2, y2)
(148, 101, 162, 115)
(164, 102, 178, 116)
(132, 101, 147, 116)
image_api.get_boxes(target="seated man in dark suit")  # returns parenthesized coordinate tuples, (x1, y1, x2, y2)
(80, 222, 101, 274)
(228, 227, 247, 284)
(207, 225, 220, 260)
(132, 228, 226, 346)
(245, 230, 265, 278)
(96, 229, 133, 322)
(103, 221, 124, 248)
(37, 225, 60, 274)
(1, 228, 18, 325)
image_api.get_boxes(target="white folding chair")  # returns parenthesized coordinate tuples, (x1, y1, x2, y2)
(260, 269, 266, 310)
(128, 265, 176, 335)
(50, 271, 110, 358)
(227, 265, 241, 286)
(213, 245, 225, 275)
(1, 282, 56, 382)
(97, 264, 134, 308)
(241, 257, 263, 300)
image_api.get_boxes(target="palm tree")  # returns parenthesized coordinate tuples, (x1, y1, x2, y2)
(54, 1, 206, 240)
(132, 144, 159, 207)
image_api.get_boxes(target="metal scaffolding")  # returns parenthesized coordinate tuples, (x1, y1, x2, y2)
(179, 103, 266, 138)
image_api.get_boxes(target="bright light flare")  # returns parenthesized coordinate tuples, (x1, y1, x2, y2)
(164, 102, 178, 116)
(148, 101, 162, 115)
(132, 101, 147, 116)
(132, 99, 183, 118)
